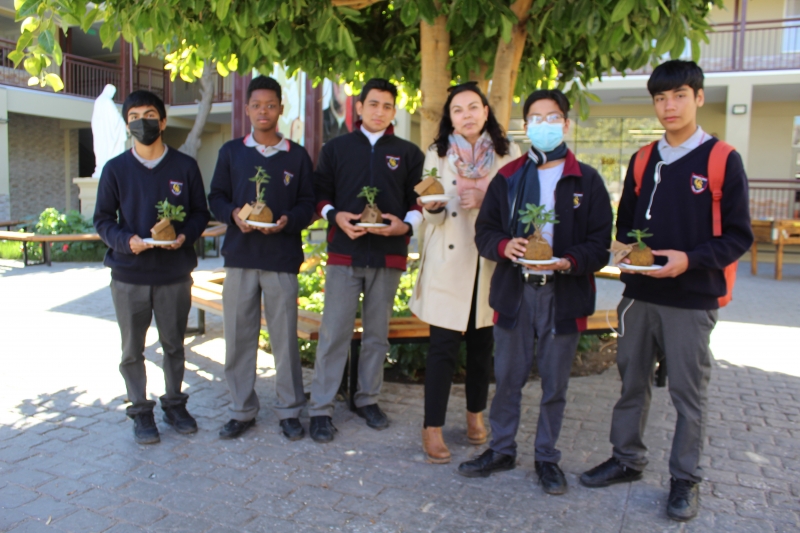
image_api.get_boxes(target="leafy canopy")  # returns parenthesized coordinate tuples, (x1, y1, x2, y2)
(358, 186, 380, 206)
(518, 203, 558, 236)
(155, 199, 187, 222)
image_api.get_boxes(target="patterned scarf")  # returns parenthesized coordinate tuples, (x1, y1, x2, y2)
(508, 142, 569, 237)
(447, 132, 496, 194)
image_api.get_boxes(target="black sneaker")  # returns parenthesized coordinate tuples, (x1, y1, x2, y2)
(162, 405, 198, 435)
(132, 412, 160, 445)
(457, 449, 515, 478)
(535, 461, 568, 495)
(355, 404, 389, 430)
(667, 477, 699, 522)
(309, 416, 336, 443)
(219, 418, 255, 439)
(579, 457, 643, 488)
(279, 418, 305, 441)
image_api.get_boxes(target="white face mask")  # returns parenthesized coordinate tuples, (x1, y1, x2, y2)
(526, 122, 564, 152)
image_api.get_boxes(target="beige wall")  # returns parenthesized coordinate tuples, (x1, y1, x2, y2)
(710, 0, 788, 24)
(162, 123, 233, 192)
(583, 103, 726, 136)
(748, 100, 800, 179)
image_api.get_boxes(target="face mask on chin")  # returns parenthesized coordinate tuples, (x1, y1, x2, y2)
(526, 122, 564, 153)
(128, 118, 162, 146)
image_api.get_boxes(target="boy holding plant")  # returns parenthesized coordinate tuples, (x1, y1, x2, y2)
(464, 89, 612, 495)
(208, 76, 315, 441)
(94, 90, 210, 444)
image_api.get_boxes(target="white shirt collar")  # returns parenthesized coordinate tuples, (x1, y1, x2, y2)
(131, 145, 168, 169)
(657, 126, 711, 165)
(244, 133, 290, 158)
(360, 125, 386, 146)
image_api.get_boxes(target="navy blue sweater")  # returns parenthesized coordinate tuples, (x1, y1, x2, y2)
(207, 138, 315, 273)
(94, 148, 210, 285)
(617, 138, 753, 310)
(475, 152, 613, 333)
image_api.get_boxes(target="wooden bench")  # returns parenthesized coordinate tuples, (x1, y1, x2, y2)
(0, 219, 24, 230)
(0, 224, 229, 267)
(751, 219, 800, 280)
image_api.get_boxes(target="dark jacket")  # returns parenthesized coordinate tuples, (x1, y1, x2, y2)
(94, 148, 210, 285)
(207, 137, 315, 273)
(314, 125, 424, 270)
(616, 138, 754, 309)
(475, 151, 613, 333)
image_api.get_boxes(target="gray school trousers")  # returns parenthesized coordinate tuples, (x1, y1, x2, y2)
(489, 282, 580, 462)
(110, 279, 192, 417)
(222, 268, 306, 422)
(611, 297, 717, 483)
(309, 265, 402, 418)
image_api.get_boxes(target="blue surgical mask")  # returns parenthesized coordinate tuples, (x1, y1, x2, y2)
(526, 122, 564, 152)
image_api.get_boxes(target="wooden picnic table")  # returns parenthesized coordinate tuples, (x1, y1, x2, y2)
(751, 219, 800, 280)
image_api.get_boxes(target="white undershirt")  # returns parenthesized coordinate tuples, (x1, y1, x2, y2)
(360, 125, 386, 146)
(525, 162, 564, 276)
(131, 145, 168, 169)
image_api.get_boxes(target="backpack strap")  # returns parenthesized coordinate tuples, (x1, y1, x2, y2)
(708, 140, 735, 237)
(633, 141, 657, 196)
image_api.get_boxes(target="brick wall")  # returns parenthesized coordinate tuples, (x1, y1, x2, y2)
(8, 112, 80, 220)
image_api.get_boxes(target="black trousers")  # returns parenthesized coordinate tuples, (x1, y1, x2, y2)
(423, 294, 493, 427)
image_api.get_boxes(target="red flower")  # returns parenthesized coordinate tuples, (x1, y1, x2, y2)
(62, 244, 69, 252)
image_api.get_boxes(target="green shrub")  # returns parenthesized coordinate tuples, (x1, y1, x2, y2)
(35, 208, 107, 262)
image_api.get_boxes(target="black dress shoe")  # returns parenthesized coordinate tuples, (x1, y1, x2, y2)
(132, 412, 160, 445)
(355, 404, 389, 430)
(219, 418, 255, 439)
(457, 449, 515, 478)
(162, 405, 198, 435)
(309, 416, 336, 443)
(580, 457, 642, 488)
(279, 418, 305, 441)
(535, 461, 568, 495)
(667, 477, 699, 522)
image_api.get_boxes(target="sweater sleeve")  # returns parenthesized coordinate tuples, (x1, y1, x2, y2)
(208, 146, 238, 226)
(179, 159, 211, 245)
(284, 149, 316, 234)
(615, 154, 638, 246)
(685, 151, 754, 270)
(561, 173, 613, 276)
(475, 174, 511, 263)
(93, 164, 135, 254)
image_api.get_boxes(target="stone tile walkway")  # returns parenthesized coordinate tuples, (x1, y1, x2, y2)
(0, 259, 798, 532)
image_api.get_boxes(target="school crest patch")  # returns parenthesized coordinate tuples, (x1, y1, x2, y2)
(690, 173, 708, 194)
(170, 181, 183, 196)
(573, 193, 583, 209)
(283, 171, 294, 186)
(386, 155, 400, 170)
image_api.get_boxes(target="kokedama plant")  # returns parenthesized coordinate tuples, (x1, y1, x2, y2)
(518, 203, 559, 260)
(246, 166, 273, 223)
(151, 198, 186, 241)
(415, 167, 445, 197)
(358, 186, 383, 224)
(626, 228, 655, 266)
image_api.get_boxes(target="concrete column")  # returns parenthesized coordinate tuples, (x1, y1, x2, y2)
(394, 108, 412, 142)
(0, 88, 9, 220)
(724, 80, 753, 171)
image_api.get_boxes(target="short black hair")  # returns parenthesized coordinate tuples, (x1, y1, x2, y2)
(359, 78, 397, 103)
(247, 76, 282, 102)
(122, 90, 166, 124)
(647, 60, 704, 97)
(522, 89, 570, 120)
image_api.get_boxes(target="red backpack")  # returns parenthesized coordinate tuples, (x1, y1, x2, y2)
(632, 140, 737, 307)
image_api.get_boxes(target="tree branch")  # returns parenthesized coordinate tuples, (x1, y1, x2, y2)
(489, 0, 533, 130)
(178, 65, 215, 159)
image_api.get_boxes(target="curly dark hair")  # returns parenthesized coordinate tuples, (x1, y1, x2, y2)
(431, 82, 510, 158)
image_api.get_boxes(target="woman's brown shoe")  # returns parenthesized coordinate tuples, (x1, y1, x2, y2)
(467, 411, 488, 445)
(421, 427, 451, 464)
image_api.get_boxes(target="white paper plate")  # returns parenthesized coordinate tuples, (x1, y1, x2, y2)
(245, 220, 278, 228)
(516, 257, 560, 266)
(356, 223, 388, 228)
(619, 263, 663, 272)
(418, 194, 452, 203)
(143, 238, 177, 246)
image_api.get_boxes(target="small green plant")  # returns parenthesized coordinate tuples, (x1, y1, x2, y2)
(358, 186, 380, 205)
(155, 199, 186, 222)
(518, 203, 558, 236)
(422, 167, 439, 180)
(249, 166, 271, 203)
(626, 228, 653, 249)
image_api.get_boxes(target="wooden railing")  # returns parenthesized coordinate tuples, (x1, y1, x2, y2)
(62, 54, 122, 100)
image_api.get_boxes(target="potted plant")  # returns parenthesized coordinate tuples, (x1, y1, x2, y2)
(358, 186, 383, 224)
(518, 203, 559, 260)
(626, 228, 654, 266)
(414, 167, 445, 197)
(151, 199, 186, 241)
(239, 166, 274, 223)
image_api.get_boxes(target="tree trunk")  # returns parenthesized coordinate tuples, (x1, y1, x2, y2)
(489, 0, 533, 130)
(179, 65, 215, 159)
(419, 13, 450, 151)
(469, 60, 489, 95)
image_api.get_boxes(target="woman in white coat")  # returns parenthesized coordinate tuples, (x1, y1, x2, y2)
(411, 82, 520, 463)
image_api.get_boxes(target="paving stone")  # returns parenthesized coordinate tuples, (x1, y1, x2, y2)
(7, 520, 69, 533)
(52, 508, 116, 532)
(111, 502, 166, 525)
(17, 494, 79, 521)
(0, 485, 42, 508)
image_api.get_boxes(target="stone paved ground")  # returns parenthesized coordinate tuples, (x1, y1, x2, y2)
(0, 258, 798, 533)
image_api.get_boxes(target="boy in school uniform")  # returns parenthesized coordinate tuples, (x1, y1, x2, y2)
(95, 90, 211, 445)
(208, 76, 315, 441)
(580, 60, 753, 522)
(308, 78, 424, 442)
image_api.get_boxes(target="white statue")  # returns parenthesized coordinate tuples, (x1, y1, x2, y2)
(91, 84, 127, 178)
